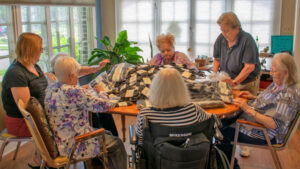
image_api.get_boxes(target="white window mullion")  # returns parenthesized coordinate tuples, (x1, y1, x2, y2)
(45, 7, 53, 62)
(69, 7, 76, 58)
(11, 5, 22, 61)
(189, 0, 195, 60)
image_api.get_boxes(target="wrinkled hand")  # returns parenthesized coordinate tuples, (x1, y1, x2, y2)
(47, 72, 57, 81)
(81, 84, 89, 89)
(98, 59, 110, 69)
(238, 91, 254, 99)
(93, 84, 103, 93)
(233, 98, 250, 111)
(222, 78, 236, 87)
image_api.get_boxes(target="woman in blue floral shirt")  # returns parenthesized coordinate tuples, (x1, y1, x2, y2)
(45, 56, 127, 169)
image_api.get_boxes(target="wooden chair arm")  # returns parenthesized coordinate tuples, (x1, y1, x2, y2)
(237, 119, 265, 128)
(75, 128, 105, 142)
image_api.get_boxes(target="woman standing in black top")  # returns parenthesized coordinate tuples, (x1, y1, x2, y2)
(1, 32, 47, 137)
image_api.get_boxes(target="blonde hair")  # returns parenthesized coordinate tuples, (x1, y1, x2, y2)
(156, 33, 175, 50)
(217, 11, 241, 29)
(149, 68, 190, 108)
(51, 53, 70, 72)
(273, 53, 298, 86)
(16, 32, 43, 65)
(54, 56, 81, 83)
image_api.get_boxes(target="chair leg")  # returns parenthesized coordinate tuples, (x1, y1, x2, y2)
(269, 150, 282, 169)
(13, 141, 21, 160)
(262, 128, 282, 169)
(39, 160, 46, 169)
(99, 134, 108, 169)
(230, 123, 240, 169)
(0, 140, 9, 161)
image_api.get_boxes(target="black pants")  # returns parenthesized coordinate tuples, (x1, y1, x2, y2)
(92, 113, 119, 137)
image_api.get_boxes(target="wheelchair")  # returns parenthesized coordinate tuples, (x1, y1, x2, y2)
(128, 114, 229, 169)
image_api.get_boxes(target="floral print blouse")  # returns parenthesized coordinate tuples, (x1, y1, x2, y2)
(148, 51, 196, 70)
(45, 82, 110, 159)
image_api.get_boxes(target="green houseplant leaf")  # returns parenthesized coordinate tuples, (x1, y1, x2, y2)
(88, 30, 144, 72)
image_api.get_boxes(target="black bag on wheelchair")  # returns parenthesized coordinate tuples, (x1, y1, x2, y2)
(141, 117, 216, 169)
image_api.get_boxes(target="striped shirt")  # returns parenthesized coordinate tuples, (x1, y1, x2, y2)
(240, 83, 300, 144)
(135, 103, 211, 142)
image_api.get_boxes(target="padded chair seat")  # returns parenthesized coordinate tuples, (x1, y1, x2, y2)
(53, 156, 68, 164)
(1, 132, 17, 138)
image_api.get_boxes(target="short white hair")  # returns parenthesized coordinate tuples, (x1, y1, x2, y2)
(149, 68, 190, 108)
(54, 56, 80, 83)
(51, 53, 70, 72)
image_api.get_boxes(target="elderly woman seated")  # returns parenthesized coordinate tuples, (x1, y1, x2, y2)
(45, 56, 127, 169)
(135, 67, 211, 142)
(46, 53, 109, 85)
(148, 33, 196, 70)
(219, 52, 300, 169)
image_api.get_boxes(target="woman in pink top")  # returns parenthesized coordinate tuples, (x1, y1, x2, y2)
(148, 33, 196, 70)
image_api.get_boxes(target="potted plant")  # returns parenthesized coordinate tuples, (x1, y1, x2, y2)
(88, 30, 144, 71)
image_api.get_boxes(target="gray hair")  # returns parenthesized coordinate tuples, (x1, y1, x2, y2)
(54, 56, 80, 83)
(273, 53, 298, 86)
(217, 11, 241, 29)
(149, 68, 190, 108)
(51, 53, 70, 72)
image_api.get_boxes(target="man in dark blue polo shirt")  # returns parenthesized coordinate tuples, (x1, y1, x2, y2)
(213, 11, 261, 95)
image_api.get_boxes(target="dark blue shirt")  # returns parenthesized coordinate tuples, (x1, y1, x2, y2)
(1, 60, 48, 118)
(213, 30, 261, 83)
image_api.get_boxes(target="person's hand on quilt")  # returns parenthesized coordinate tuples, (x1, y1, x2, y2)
(98, 59, 110, 69)
(93, 84, 104, 93)
(238, 91, 256, 99)
(233, 98, 251, 112)
(222, 78, 237, 87)
(81, 84, 90, 89)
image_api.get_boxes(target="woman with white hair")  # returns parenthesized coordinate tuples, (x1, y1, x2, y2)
(45, 56, 127, 169)
(219, 52, 300, 169)
(46, 52, 109, 85)
(135, 68, 211, 142)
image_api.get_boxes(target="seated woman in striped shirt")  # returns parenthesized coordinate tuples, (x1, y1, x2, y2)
(219, 52, 300, 168)
(135, 67, 211, 143)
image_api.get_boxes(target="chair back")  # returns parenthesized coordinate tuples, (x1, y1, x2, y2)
(274, 109, 300, 149)
(17, 99, 56, 165)
(142, 117, 216, 169)
(0, 82, 6, 132)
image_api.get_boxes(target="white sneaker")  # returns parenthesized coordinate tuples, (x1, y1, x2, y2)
(240, 146, 250, 157)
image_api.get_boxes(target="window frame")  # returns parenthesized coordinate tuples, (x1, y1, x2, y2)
(1, 4, 96, 72)
(116, 0, 281, 60)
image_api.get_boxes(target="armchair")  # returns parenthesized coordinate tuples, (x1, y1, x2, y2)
(17, 99, 108, 169)
(230, 110, 300, 169)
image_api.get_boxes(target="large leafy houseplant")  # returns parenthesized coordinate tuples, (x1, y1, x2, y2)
(88, 30, 144, 71)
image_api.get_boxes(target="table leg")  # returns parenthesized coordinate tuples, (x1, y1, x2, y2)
(121, 114, 126, 142)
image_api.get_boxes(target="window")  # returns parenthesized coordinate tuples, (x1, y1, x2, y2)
(0, 5, 95, 77)
(116, 0, 279, 62)
(0, 6, 14, 79)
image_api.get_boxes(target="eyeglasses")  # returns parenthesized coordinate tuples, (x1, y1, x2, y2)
(270, 69, 279, 73)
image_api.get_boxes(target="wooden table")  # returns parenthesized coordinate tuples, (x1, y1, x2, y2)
(109, 90, 245, 142)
